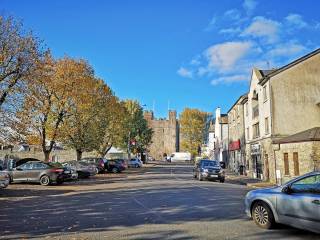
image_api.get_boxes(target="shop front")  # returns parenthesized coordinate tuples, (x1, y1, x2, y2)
(229, 140, 242, 174)
(251, 143, 263, 179)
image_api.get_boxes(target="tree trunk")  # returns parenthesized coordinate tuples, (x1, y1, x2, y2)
(44, 151, 50, 162)
(102, 144, 113, 157)
(76, 149, 82, 161)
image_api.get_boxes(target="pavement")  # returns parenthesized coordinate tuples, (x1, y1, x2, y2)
(225, 170, 276, 188)
(0, 163, 318, 240)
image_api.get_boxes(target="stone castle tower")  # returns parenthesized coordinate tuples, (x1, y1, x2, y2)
(144, 110, 179, 160)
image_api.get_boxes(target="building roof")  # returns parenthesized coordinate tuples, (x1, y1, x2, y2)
(227, 93, 248, 113)
(259, 48, 320, 85)
(274, 127, 320, 144)
(259, 69, 277, 77)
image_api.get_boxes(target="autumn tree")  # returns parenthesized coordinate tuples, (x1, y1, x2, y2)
(16, 55, 92, 161)
(0, 15, 41, 109)
(180, 108, 209, 157)
(123, 100, 153, 159)
(61, 76, 120, 160)
(94, 98, 128, 158)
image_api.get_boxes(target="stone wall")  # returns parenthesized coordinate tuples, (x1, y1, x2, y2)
(144, 110, 179, 160)
(274, 141, 320, 183)
(0, 148, 100, 162)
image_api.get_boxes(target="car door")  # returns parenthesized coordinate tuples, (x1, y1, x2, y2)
(12, 162, 32, 182)
(30, 162, 48, 182)
(276, 174, 320, 232)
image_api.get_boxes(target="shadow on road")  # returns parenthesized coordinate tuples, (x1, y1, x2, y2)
(0, 163, 318, 239)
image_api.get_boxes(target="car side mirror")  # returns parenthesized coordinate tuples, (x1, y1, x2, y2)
(282, 185, 292, 194)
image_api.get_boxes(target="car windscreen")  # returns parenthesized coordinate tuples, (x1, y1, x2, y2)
(201, 161, 219, 167)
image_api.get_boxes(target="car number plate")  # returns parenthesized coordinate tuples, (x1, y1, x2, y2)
(64, 171, 71, 174)
(210, 174, 218, 177)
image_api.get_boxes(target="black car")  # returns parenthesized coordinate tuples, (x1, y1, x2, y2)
(104, 159, 125, 173)
(62, 161, 96, 179)
(8, 161, 72, 185)
(80, 157, 106, 173)
(193, 160, 225, 182)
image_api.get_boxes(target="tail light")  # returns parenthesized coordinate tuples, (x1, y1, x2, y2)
(50, 168, 64, 173)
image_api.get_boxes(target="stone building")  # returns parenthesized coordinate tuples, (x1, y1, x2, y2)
(203, 119, 215, 159)
(227, 94, 247, 174)
(144, 110, 179, 160)
(244, 48, 320, 183)
(273, 127, 320, 184)
(213, 108, 228, 163)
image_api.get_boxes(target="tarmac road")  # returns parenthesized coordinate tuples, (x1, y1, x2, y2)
(0, 163, 318, 239)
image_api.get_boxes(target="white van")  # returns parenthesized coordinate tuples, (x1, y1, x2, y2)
(170, 152, 192, 162)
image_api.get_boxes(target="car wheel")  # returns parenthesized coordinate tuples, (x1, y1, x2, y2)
(252, 201, 275, 229)
(219, 178, 225, 183)
(40, 175, 50, 186)
(112, 168, 119, 173)
(198, 173, 203, 181)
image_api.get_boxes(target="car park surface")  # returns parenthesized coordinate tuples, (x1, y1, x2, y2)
(0, 163, 318, 240)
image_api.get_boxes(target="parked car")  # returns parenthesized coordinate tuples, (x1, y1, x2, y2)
(193, 159, 225, 182)
(80, 157, 106, 173)
(62, 161, 96, 178)
(8, 161, 72, 186)
(1, 157, 40, 172)
(104, 159, 125, 173)
(245, 171, 320, 233)
(128, 158, 143, 168)
(115, 159, 127, 169)
(0, 171, 10, 189)
(50, 162, 78, 181)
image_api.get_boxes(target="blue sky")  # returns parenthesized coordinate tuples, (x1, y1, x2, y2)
(1, 0, 320, 118)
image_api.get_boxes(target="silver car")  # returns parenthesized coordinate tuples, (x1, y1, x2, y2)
(245, 171, 320, 233)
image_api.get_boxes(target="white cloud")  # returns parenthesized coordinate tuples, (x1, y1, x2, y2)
(190, 56, 201, 66)
(285, 14, 308, 29)
(243, 0, 257, 15)
(224, 9, 241, 20)
(177, 67, 193, 78)
(267, 42, 306, 58)
(205, 41, 252, 71)
(211, 74, 248, 85)
(197, 67, 208, 77)
(219, 27, 241, 35)
(242, 16, 281, 43)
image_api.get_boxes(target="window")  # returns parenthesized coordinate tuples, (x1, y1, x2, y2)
(33, 163, 48, 169)
(284, 153, 289, 175)
(263, 86, 267, 101)
(291, 174, 320, 194)
(20, 163, 32, 170)
(253, 123, 260, 138)
(293, 152, 299, 176)
(265, 117, 269, 135)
